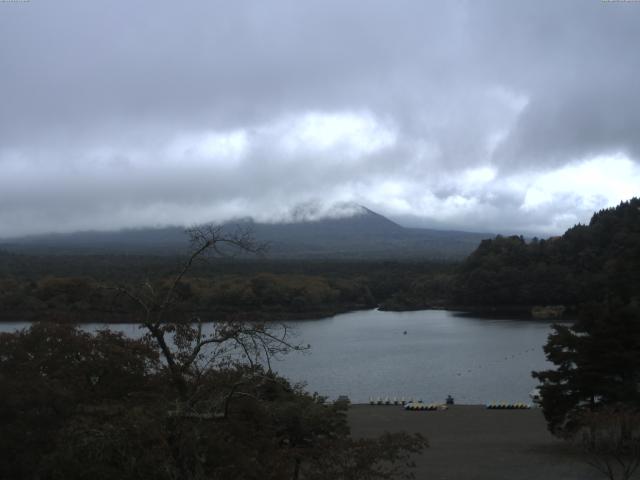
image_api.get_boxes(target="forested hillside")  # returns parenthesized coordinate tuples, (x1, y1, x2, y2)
(0, 254, 455, 322)
(454, 198, 640, 312)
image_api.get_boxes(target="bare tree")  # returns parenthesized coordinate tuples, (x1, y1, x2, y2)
(111, 224, 305, 400)
(576, 405, 640, 480)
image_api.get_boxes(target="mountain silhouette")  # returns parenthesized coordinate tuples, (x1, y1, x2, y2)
(1, 206, 491, 260)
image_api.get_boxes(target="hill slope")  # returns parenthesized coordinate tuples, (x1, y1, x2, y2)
(0, 206, 489, 260)
(454, 197, 640, 309)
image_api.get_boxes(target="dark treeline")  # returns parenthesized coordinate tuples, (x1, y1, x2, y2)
(0, 254, 456, 322)
(0, 253, 453, 280)
(453, 198, 640, 315)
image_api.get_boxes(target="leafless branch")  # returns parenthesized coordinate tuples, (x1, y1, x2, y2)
(100, 223, 308, 405)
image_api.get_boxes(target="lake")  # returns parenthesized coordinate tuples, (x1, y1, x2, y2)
(0, 309, 558, 404)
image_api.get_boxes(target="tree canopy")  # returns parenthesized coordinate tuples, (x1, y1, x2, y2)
(455, 198, 640, 312)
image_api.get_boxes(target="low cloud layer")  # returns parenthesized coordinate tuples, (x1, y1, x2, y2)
(1, 0, 639, 237)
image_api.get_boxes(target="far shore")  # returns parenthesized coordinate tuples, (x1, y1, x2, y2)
(348, 404, 599, 480)
(0, 303, 577, 324)
(0, 304, 370, 324)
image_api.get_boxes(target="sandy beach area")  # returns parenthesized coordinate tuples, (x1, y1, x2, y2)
(348, 404, 604, 480)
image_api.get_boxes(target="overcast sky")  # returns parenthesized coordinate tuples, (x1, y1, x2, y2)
(1, 0, 639, 237)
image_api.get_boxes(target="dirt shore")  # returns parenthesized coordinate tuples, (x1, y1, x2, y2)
(348, 404, 604, 480)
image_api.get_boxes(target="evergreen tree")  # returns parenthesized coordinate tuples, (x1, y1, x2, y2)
(533, 302, 640, 435)
(455, 197, 640, 311)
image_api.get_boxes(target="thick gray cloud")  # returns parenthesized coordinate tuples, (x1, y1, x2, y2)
(1, 0, 639, 237)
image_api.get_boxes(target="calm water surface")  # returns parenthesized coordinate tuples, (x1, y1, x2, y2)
(1, 309, 558, 404)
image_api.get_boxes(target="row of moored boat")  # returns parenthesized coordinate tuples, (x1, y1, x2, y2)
(485, 402, 531, 409)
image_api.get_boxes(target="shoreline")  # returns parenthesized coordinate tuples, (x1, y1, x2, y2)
(0, 304, 373, 324)
(0, 304, 576, 324)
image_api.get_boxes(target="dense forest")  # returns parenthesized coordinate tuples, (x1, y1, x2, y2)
(0, 254, 455, 322)
(454, 198, 640, 316)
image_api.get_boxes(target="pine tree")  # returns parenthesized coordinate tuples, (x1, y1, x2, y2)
(533, 302, 640, 436)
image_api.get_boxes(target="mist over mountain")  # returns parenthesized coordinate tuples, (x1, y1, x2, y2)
(0, 205, 491, 260)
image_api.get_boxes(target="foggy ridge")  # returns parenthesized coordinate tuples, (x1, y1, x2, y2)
(0, 206, 491, 260)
